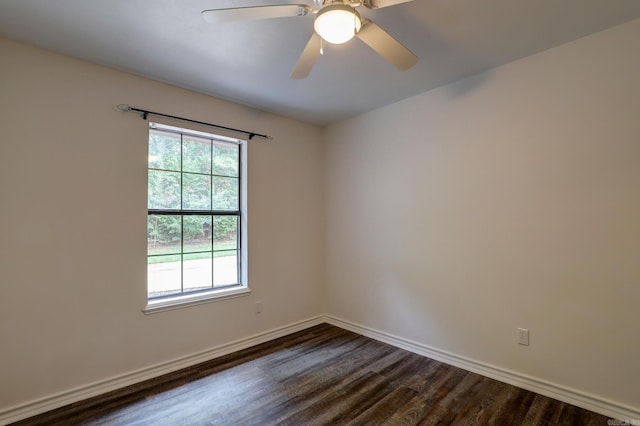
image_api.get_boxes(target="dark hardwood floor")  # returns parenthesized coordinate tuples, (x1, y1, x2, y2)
(13, 324, 611, 425)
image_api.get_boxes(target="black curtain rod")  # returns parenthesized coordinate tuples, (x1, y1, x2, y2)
(117, 104, 272, 141)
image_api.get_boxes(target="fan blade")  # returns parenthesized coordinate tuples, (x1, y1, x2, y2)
(364, 0, 414, 9)
(356, 20, 418, 70)
(291, 33, 322, 79)
(202, 5, 312, 23)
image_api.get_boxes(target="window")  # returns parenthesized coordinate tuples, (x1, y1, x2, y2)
(146, 123, 248, 312)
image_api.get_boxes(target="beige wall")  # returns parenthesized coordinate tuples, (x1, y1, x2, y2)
(325, 19, 640, 409)
(0, 38, 326, 410)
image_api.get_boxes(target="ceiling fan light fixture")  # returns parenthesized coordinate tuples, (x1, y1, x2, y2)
(314, 4, 361, 44)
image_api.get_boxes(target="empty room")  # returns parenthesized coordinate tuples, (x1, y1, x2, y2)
(0, 0, 638, 424)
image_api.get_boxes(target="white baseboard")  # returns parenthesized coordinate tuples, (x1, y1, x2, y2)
(0, 316, 325, 425)
(3, 315, 637, 424)
(324, 315, 640, 422)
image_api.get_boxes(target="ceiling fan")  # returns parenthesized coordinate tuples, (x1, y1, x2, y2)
(202, 0, 418, 79)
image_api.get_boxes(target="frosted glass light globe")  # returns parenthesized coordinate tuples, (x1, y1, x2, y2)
(314, 5, 361, 45)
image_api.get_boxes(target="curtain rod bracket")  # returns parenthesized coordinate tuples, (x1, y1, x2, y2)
(116, 104, 272, 141)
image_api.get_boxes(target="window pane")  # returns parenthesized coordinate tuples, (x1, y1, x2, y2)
(183, 215, 212, 253)
(212, 142, 239, 177)
(213, 216, 238, 251)
(182, 173, 211, 210)
(149, 130, 180, 171)
(147, 124, 244, 301)
(214, 250, 238, 287)
(148, 170, 181, 209)
(184, 252, 212, 292)
(183, 136, 211, 174)
(148, 215, 182, 255)
(213, 176, 238, 210)
(148, 254, 181, 298)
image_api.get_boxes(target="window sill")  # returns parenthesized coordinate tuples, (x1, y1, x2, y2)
(143, 287, 251, 314)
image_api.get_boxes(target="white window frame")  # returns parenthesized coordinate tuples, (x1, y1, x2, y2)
(144, 122, 249, 314)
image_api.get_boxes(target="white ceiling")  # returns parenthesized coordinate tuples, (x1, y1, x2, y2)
(1, 0, 639, 125)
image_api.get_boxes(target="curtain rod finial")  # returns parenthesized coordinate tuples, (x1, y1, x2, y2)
(116, 104, 131, 112)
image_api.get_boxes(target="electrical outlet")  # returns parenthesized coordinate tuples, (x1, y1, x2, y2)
(255, 301, 262, 314)
(517, 328, 529, 346)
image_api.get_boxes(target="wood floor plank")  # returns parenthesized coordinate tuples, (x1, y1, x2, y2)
(521, 394, 566, 426)
(347, 385, 420, 425)
(219, 337, 385, 424)
(380, 367, 469, 425)
(418, 371, 486, 425)
(485, 382, 537, 425)
(11, 324, 613, 426)
(441, 376, 503, 425)
(275, 371, 394, 425)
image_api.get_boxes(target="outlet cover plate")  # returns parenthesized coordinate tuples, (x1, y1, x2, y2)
(517, 328, 529, 346)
